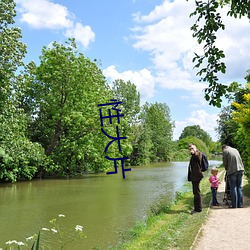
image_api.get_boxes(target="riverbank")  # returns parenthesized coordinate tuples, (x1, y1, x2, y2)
(111, 168, 227, 249)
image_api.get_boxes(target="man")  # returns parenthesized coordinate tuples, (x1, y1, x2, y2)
(222, 144, 244, 208)
(188, 143, 204, 214)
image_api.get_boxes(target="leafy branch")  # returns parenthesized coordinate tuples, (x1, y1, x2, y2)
(189, 0, 250, 107)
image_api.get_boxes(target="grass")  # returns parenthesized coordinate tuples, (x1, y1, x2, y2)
(110, 169, 225, 250)
(243, 177, 250, 197)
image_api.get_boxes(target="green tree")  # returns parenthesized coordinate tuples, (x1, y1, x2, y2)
(0, 0, 27, 109)
(111, 79, 143, 165)
(0, 0, 48, 182)
(189, 0, 250, 107)
(216, 73, 250, 150)
(139, 102, 174, 162)
(208, 141, 222, 155)
(129, 122, 153, 165)
(178, 136, 209, 156)
(230, 80, 250, 176)
(214, 72, 249, 176)
(24, 39, 132, 176)
(216, 106, 239, 147)
(112, 79, 140, 125)
(179, 125, 212, 146)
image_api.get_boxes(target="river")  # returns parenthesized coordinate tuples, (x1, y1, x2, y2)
(0, 160, 222, 249)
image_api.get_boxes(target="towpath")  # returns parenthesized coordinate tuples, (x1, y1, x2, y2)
(192, 173, 250, 250)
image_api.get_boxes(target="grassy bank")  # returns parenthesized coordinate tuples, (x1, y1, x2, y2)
(110, 169, 225, 250)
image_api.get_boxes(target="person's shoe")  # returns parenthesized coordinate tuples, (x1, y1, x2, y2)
(212, 203, 220, 206)
(238, 205, 243, 208)
(228, 205, 236, 208)
(190, 209, 201, 214)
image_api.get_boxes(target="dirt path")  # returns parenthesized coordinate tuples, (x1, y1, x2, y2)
(192, 174, 250, 250)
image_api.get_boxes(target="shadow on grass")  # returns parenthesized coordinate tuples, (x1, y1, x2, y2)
(149, 190, 213, 216)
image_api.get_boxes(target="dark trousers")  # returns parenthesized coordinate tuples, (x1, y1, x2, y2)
(211, 187, 218, 205)
(192, 181, 202, 212)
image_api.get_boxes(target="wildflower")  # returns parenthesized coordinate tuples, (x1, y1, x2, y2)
(42, 228, 50, 231)
(5, 240, 25, 246)
(58, 214, 65, 217)
(26, 236, 34, 241)
(17, 242, 25, 246)
(6, 240, 17, 245)
(75, 225, 83, 232)
(51, 228, 58, 233)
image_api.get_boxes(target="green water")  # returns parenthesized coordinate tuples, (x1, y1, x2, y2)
(0, 160, 221, 249)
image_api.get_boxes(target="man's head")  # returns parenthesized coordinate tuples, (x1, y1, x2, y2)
(188, 143, 197, 155)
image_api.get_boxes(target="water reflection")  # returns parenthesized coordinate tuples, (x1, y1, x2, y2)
(0, 160, 221, 249)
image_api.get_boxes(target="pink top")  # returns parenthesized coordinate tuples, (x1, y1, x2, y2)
(209, 175, 219, 188)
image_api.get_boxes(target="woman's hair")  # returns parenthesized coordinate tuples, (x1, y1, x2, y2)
(211, 167, 218, 174)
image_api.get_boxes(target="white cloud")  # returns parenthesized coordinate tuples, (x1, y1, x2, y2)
(16, 0, 95, 49)
(130, 0, 250, 96)
(214, 7, 250, 81)
(65, 22, 95, 48)
(16, 0, 73, 29)
(173, 110, 219, 141)
(103, 65, 155, 103)
(132, 1, 175, 23)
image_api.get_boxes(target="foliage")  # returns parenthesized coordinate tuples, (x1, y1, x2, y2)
(216, 106, 240, 147)
(139, 102, 174, 163)
(189, 0, 250, 107)
(112, 79, 140, 126)
(215, 72, 250, 176)
(0, 0, 27, 109)
(209, 141, 222, 154)
(129, 122, 154, 165)
(171, 148, 190, 161)
(179, 125, 212, 146)
(178, 136, 209, 156)
(231, 82, 250, 176)
(111, 79, 142, 166)
(0, 0, 49, 182)
(23, 39, 134, 176)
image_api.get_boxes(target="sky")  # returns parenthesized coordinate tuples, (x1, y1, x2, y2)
(14, 0, 250, 141)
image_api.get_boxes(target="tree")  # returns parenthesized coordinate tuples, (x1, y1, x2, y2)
(0, 0, 27, 109)
(190, 0, 250, 107)
(111, 79, 143, 165)
(216, 72, 250, 149)
(24, 39, 133, 176)
(216, 106, 240, 147)
(178, 136, 209, 156)
(231, 80, 250, 176)
(0, 0, 48, 182)
(139, 102, 174, 162)
(112, 79, 140, 125)
(214, 72, 250, 176)
(179, 125, 212, 146)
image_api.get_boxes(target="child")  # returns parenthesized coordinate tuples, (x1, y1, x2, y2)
(209, 168, 220, 206)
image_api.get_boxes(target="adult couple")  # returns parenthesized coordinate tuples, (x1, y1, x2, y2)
(188, 143, 244, 214)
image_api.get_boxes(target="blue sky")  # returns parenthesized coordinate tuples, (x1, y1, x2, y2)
(14, 0, 250, 141)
